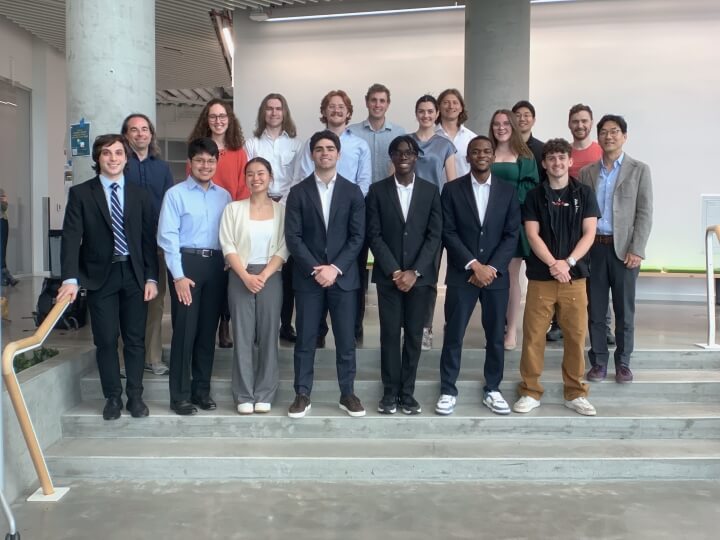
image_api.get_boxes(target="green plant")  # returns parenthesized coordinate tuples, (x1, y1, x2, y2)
(14, 347, 59, 372)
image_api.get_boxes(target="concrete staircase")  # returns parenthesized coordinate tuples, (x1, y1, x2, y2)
(45, 348, 720, 481)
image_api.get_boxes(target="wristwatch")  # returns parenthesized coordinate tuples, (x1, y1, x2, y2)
(414, 270, 422, 277)
(566, 256, 577, 268)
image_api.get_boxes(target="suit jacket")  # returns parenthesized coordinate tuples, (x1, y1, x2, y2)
(441, 174, 520, 290)
(61, 176, 159, 291)
(366, 176, 442, 287)
(284, 174, 365, 292)
(579, 153, 653, 259)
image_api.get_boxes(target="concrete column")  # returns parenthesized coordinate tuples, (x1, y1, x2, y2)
(464, 0, 531, 134)
(66, 0, 156, 184)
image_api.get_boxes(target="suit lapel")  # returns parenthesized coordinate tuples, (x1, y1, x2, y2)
(328, 177, 342, 227)
(305, 177, 325, 226)
(123, 184, 136, 242)
(460, 175, 481, 227)
(484, 180, 499, 226)
(387, 178, 406, 223)
(90, 177, 112, 230)
(614, 154, 632, 190)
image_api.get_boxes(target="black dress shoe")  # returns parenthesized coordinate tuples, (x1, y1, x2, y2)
(171, 400, 198, 415)
(316, 335, 326, 349)
(126, 397, 150, 418)
(103, 396, 123, 420)
(191, 395, 217, 410)
(279, 326, 297, 343)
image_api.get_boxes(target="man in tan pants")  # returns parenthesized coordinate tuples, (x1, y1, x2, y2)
(512, 138, 600, 416)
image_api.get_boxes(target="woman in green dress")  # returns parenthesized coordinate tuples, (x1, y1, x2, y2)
(488, 109, 540, 350)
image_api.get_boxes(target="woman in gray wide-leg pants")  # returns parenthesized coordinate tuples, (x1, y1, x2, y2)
(219, 157, 289, 414)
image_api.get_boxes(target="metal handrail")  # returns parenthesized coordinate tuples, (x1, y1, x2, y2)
(1, 297, 70, 496)
(701, 225, 720, 348)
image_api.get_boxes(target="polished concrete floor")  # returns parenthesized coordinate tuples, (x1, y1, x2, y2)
(8, 480, 720, 540)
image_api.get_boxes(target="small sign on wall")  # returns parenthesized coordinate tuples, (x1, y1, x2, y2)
(70, 119, 90, 156)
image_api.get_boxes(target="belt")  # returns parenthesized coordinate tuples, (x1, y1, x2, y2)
(595, 235, 614, 245)
(180, 247, 221, 257)
(112, 254, 129, 263)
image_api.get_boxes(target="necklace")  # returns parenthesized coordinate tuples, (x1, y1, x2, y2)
(551, 185, 570, 207)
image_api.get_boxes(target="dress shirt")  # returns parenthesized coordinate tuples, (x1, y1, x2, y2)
(596, 153, 625, 235)
(125, 152, 174, 223)
(435, 124, 477, 177)
(348, 119, 406, 183)
(157, 176, 232, 280)
(315, 174, 337, 229)
(464, 174, 496, 272)
(244, 131, 303, 201)
(293, 129, 372, 197)
(394, 175, 415, 221)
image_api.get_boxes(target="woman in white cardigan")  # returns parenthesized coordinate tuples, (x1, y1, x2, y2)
(219, 157, 289, 414)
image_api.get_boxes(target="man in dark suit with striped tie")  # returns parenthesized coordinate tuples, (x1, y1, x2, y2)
(58, 134, 159, 421)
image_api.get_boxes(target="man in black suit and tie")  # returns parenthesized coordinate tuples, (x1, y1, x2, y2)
(285, 130, 366, 418)
(436, 136, 520, 416)
(366, 135, 442, 415)
(58, 134, 158, 420)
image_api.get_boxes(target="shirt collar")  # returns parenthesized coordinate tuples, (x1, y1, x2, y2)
(471, 172, 492, 187)
(362, 118, 392, 132)
(435, 124, 468, 137)
(394, 174, 415, 189)
(601, 152, 625, 172)
(185, 176, 217, 191)
(262, 129, 289, 141)
(100, 175, 125, 189)
(314, 173, 337, 187)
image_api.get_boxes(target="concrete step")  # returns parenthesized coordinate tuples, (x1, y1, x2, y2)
(80, 369, 720, 404)
(45, 437, 720, 481)
(61, 400, 720, 440)
(165, 347, 720, 370)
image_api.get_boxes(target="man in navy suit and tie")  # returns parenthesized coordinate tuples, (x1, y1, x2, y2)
(284, 130, 366, 418)
(58, 134, 158, 421)
(436, 136, 520, 416)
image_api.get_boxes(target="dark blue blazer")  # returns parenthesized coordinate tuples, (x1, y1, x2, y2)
(441, 173, 520, 290)
(285, 174, 365, 292)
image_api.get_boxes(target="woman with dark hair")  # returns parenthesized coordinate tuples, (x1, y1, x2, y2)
(488, 109, 540, 350)
(410, 95, 457, 350)
(189, 98, 250, 347)
(219, 157, 288, 414)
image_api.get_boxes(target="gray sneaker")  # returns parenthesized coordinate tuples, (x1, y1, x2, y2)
(422, 328, 433, 351)
(145, 363, 169, 376)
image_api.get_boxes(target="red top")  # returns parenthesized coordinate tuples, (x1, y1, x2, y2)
(570, 141, 603, 179)
(186, 147, 249, 201)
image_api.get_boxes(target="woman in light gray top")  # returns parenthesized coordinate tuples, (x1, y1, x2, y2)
(219, 157, 289, 414)
(410, 95, 457, 190)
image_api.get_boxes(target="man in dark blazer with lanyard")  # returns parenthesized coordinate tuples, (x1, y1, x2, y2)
(436, 135, 520, 416)
(366, 135, 442, 415)
(58, 134, 158, 421)
(285, 130, 366, 418)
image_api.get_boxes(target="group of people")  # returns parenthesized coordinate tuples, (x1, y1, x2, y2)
(57, 83, 652, 421)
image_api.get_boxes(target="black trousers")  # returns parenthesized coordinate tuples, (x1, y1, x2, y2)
(440, 284, 508, 395)
(87, 260, 147, 400)
(0, 217, 8, 269)
(587, 241, 639, 367)
(294, 285, 357, 396)
(280, 255, 295, 329)
(168, 252, 226, 402)
(356, 243, 369, 335)
(377, 283, 432, 399)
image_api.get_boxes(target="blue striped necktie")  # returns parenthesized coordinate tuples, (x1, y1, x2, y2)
(110, 183, 128, 256)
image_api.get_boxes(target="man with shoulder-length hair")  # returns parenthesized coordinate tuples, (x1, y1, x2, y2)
(436, 88, 477, 177)
(245, 93, 304, 343)
(58, 134, 159, 420)
(121, 113, 174, 376)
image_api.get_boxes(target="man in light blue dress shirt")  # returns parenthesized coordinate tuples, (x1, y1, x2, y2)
(158, 138, 232, 415)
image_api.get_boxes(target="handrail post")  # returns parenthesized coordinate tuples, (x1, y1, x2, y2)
(697, 225, 720, 349)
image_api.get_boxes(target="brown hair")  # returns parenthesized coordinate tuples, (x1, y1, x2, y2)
(541, 138, 573, 160)
(121, 113, 161, 157)
(365, 83, 390, 103)
(253, 93, 297, 138)
(319, 90, 353, 125)
(568, 103, 593, 121)
(488, 109, 533, 159)
(92, 134, 130, 174)
(436, 88, 468, 127)
(188, 98, 245, 150)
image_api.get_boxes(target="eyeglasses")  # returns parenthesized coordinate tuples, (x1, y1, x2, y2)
(208, 114, 228, 122)
(191, 158, 217, 166)
(390, 151, 417, 158)
(599, 128, 622, 137)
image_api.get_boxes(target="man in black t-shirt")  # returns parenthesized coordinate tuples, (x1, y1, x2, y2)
(513, 139, 600, 417)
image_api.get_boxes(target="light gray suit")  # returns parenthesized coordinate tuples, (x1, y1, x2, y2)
(579, 153, 653, 368)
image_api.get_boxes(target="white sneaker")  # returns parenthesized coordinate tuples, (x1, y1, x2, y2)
(254, 402, 271, 413)
(422, 328, 433, 351)
(513, 395, 541, 413)
(237, 402, 254, 415)
(483, 391, 511, 415)
(435, 394, 456, 415)
(564, 396, 596, 416)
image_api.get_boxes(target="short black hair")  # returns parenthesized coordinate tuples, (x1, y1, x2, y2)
(512, 100, 536, 117)
(388, 135, 422, 157)
(597, 114, 628, 135)
(245, 156, 273, 176)
(309, 130, 341, 153)
(541, 138, 573, 160)
(467, 135, 495, 154)
(91, 134, 130, 174)
(187, 137, 219, 160)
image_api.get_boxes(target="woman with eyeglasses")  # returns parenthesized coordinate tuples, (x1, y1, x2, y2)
(410, 95, 457, 350)
(488, 109, 540, 351)
(189, 98, 250, 348)
(219, 157, 288, 414)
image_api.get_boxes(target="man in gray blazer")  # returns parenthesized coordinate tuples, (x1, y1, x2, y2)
(579, 114, 653, 384)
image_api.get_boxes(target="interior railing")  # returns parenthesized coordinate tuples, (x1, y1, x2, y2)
(700, 224, 720, 348)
